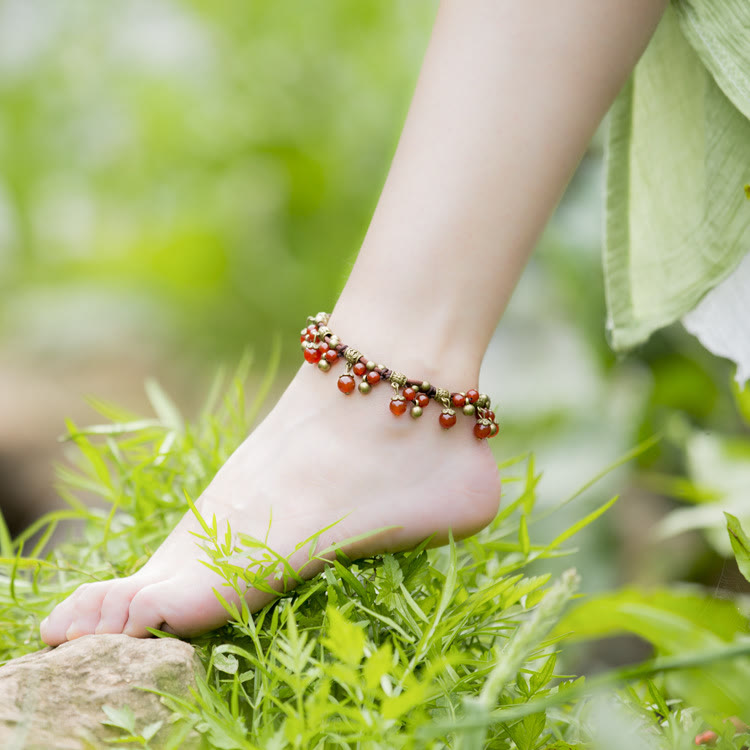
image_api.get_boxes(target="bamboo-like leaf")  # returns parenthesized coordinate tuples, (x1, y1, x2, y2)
(725, 512, 750, 583)
(547, 496, 618, 550)
(145, 378, 184, 432)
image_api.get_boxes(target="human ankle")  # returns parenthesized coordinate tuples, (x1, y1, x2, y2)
(326, 301, 482, 392)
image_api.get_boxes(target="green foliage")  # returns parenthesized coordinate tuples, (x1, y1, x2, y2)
(102, 704, 164, 748)
(725, 513, 750, 584)
(0, 2, 436, 357)
(654, 426, 750, 556)
(0, 373, 749, 748)
(555, 587, 750, 715)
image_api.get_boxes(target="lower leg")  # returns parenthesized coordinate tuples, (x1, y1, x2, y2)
(41, 0, 666, 645)
(332, 0, 667, 386)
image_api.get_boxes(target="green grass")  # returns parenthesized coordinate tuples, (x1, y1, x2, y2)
(1, 366, 749, 749)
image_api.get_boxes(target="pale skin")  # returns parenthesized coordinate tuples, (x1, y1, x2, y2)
(41, 0, 667, 645)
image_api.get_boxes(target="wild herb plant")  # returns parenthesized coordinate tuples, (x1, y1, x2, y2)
(1, 364, 749, 748)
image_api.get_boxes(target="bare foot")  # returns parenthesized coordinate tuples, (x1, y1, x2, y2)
(40, 362, 501, 645)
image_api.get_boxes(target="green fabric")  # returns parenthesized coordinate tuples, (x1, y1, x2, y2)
(604, 0, 750, 351)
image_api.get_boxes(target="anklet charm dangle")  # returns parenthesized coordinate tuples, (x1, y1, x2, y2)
(302, 312, 500, 440)
(439, 408, 457, 429)
(337, 374, 356, 394)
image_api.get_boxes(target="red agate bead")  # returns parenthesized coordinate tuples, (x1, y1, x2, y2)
(473, 420, 492, 439)
(366, 370, 381, 385)
(304, 346, 321, 364)
(416, 392, 429, 408)
(319, 341, 329, 353)
(439, 409, 457, 429)
(390, 397, 407, 416)
(338, 374, 356, 394)
(324, 349, 339, 363)
(466, 389, 480, 404)
(451, 393, 466, 409)
(403, 387, 417, 401)
(353, 362, 367, 377)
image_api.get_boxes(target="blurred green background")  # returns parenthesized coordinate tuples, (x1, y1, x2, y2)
(1, 0, 748, 667)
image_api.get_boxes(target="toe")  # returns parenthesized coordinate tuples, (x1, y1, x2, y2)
(41, 581, 109, 646)
(123, 581, 171, 638)
(122, 574, 237, 639)
(96, 578, 146, 634)
(66, 582, 112, 641)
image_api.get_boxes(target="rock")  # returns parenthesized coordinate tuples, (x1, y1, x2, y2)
(0, 634, 204, 749)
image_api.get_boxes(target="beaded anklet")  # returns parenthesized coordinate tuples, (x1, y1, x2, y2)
(301, 312, 499, 440)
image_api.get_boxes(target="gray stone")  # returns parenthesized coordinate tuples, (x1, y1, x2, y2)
(0, 634, 204, 749)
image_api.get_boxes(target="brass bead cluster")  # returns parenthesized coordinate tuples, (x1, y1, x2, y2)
(301, 313, 500, 440)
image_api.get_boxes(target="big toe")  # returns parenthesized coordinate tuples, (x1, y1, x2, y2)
(123, 573, 239, 639)
(122, 579, 180, 638)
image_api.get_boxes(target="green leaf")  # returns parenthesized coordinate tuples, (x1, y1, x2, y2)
(331, 559, 367, 600)
(145, 378, 184, 431)
(547, 495, 618, 550)
(519, 514, 530, 557)
(0, 509, 12, 559)
(382, 554, 403, 590)
(506, 712, 546, 750)
(529, 652, 557, 694)
(725, 512, 750, 582)
(101, 705, 136, 734)
(141, 720, 164, 741)
(645, 679, 670, 719)
(62, 419, 163, 439)
(732, 378, 750, 426)
(214, 650, 240, 675)
(535, 435, 659, 523)
(554, 587, 750, 714)
(322, 607, 366, 666)
(375, 554, 404, 609)
(382, 680, 429, 720)
(363, 643, 393, 691)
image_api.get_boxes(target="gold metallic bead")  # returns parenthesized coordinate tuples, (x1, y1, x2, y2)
(389, 371, 407, 388)
(435, 387, 450, 404)
(358, 381, 372, 394)
(344, 347, 363, 364)
(477, 393, 490, 408)
(329, 335, 340, 347)
(420, 381, 431, 392)
(463, 404, 475, 416)
(366, 360, 376, 371)
(410, 405, 423, 418)
(317, 359, 331, 372)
